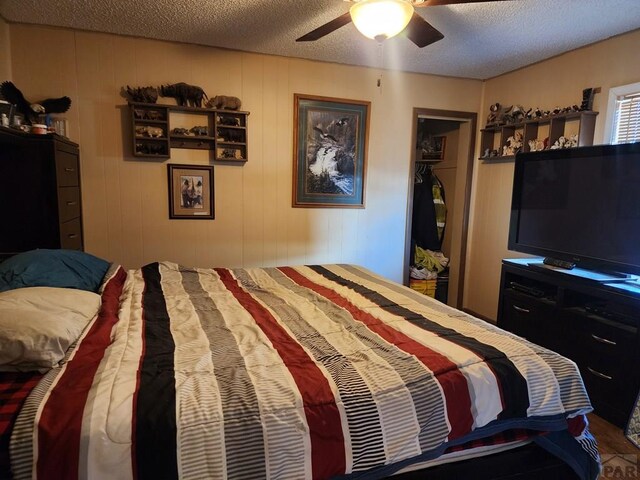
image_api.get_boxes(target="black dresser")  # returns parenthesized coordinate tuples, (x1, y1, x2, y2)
(0, 126, 83, 257)
(498, 258, 640, 427)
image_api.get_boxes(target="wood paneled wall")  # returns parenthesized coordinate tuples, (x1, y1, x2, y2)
(8, 24, 482, 282)
(0, 17, 10, 81)
(465, 29, 640, 320)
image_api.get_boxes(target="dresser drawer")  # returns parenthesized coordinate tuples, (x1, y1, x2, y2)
(571, 312, 637, 366)
(59, 218, 83, 250)
(57, 187, 81, 223)
(581, 361, 638, 426)
(500, 291, 561, 352)
(55, 151, 79, 187)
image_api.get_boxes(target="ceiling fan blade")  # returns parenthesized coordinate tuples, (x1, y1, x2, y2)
(419, 0, 512, 6)
(296, 12, 353, 42)
(404, 12, 444, 48)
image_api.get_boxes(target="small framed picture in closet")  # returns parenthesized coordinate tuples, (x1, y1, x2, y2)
(421, 136, 446, 161)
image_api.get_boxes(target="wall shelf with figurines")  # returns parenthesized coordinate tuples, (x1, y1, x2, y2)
(126, 84, 248, 162)
(479, 87, 599, 162)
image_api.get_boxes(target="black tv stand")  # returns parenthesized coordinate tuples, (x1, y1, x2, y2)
(498, 258, 640, 428)
(527, 261, 632, 283)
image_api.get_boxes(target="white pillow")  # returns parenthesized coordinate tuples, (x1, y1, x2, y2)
(0, 287, 101, 372)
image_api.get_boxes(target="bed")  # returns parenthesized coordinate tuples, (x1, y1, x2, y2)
(0, 252, 601, 480)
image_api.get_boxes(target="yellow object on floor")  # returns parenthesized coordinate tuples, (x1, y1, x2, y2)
(410, 278, 436, 297)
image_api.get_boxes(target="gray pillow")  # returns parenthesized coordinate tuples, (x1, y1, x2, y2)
(0, 287, 101, 372)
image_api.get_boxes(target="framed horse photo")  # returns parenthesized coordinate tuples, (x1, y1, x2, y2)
(292, 94, 370, 208)
(167, 164, 214, 219)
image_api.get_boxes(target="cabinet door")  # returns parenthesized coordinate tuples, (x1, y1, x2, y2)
(500, 292, 561, 352)
(0, 138, 59, 252)
(564, 309, 639, 426)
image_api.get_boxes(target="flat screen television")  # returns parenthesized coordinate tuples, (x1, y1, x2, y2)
(509, 142, 640, 277)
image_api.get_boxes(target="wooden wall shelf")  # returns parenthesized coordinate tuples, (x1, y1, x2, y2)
(479, 110, 598, 162)
(129, 102, 249, 162)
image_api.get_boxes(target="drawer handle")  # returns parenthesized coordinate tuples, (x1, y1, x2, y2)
(513, 305, 530, 314)
(67, 233, 77, 239)
(64, 167, 76, 172)
(66, 201, 78, 206)
(591, 334, 617, 346)
(587, 367, 613, 381)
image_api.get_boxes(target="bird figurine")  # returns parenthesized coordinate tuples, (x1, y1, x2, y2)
(0, 81, 71, 125)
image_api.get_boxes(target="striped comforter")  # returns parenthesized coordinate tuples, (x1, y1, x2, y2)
(10, 263, 600, 480)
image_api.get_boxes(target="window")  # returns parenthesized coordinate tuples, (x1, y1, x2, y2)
(606, 82, 640, 144)
(612, 92, 640, 143)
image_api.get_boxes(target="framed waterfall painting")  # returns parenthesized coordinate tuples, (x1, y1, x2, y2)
(292, 94, 370, 208)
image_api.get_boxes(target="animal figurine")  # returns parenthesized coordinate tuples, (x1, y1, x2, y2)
(504, 105, 527, 124)
(218, 128, 244, 143)
(172, 127, 191, 136)
(189, 125, 208, 136)
(133, 109, 146, 119)
(0, 81, 71, 125)
(528, 139, 545, 152)
(148, 144, 165, 154)
(502, 131, 523, 156)
(220, 148, 242, 159)
(550, 134, 578, 150)
(146, 110, 164, 120)
(217, 115, 241, 126)
(529, 108, 541, 119)
(481, 148, 499, 158)
(125, 85, 158, 104)
(206, 95, 242, 110)
(136, 143, 166, 155)
(159, 83, 207, 108)
(146, 126, 164, 137)
(486, 102, 511, 127)
(135, 125, 164, 137)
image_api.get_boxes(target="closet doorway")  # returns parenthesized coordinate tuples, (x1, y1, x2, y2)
(404, 108, 477, 309)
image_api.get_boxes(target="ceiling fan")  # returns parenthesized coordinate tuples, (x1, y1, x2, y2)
(297, 0, 509, 48)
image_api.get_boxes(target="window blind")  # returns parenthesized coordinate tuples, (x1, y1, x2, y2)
(613, 92, 640, 144)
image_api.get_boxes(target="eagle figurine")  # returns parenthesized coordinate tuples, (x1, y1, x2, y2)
(0, 81, 71, 124)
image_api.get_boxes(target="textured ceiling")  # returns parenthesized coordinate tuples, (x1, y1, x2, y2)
(1, 0, 640, 79)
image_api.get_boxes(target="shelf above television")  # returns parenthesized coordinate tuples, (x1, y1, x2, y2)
(479, 110, 598, 161)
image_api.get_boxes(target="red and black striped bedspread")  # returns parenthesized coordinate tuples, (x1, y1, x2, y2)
(9, 263, 600, 479)
(0, 373, 41, 480)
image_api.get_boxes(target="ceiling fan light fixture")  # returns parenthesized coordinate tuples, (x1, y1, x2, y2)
(349, 0, 414, 42)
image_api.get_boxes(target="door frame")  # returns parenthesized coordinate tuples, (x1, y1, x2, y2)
(403, 108, 477, 309)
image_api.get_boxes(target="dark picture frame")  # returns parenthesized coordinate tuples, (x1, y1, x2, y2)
(167, 164, 214, 219)
(293, 94, 370, 208)
(421, 135, 446, 160)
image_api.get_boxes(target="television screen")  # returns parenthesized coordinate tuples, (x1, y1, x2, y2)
(509, 143, 640, 275)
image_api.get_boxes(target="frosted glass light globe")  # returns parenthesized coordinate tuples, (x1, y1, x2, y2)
(350, 0, 414, 42)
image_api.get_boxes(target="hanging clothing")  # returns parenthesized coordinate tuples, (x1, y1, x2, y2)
(411, 168, 447, 251)
(432, 176, 447, 244)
